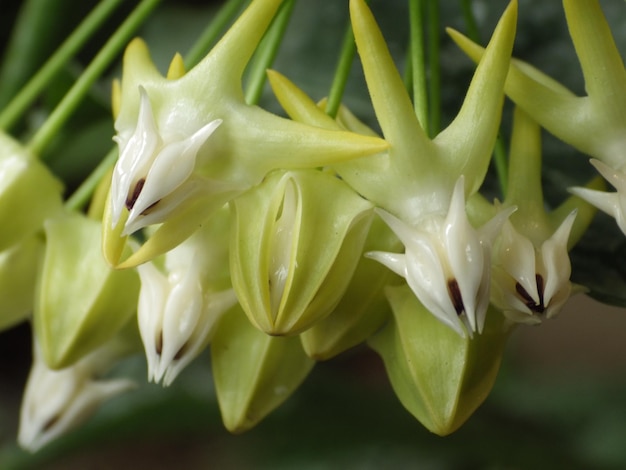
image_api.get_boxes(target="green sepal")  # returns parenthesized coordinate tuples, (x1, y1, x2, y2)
(300, 215, 402, 360)
(0, 132, 63, 252)
(230, 169, 374, 335)
(107, 179, 243, 269)
(368, 284, 510, 436)
(35, 213, 140, 369)
(0, 234, 44, 331)
(211, 304, 315, 433)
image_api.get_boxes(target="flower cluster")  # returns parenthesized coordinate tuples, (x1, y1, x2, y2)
(0, 0, 622, 452)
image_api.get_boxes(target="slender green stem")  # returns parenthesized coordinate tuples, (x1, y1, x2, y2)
(27, 0, 162, 158)
(460, 0, 508, 196)
(426, 0, 440, 137)
(493, 135, 508, 196)
(460, 0, 480, 44)
(0, 0, 65, 110)
(244, 0, 296, 106)
(0, 0, 124, 132)
(403, 48, 413, 93)
(409, 0, 429, 134)
(325, 23, 357, 119)
(184, 0, 249, 69)
(65, 147, 118, 211)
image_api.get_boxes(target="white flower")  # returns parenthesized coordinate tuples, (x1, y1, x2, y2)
(137, 224, 237, 386)
(570, 159, 626, 235)
(367, 177, 513, 337)
(110, 86, 222, 235)
(491, 211, 577, 325)
(18, 342, 134, 452)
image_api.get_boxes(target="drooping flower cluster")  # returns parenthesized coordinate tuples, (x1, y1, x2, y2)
(1, 0, 623, 453)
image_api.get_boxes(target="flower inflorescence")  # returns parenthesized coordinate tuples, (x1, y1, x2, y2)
(0, 0, 622, 451)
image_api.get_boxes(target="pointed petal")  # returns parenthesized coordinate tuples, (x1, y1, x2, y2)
(443, 178, 486, 331)
(350, 0, 430, 152)
(228, 107, 389, 176)
(162, 289, 237, 386)
(365, 251, 407, 278)
(128, 119, 222, 224)
(569, 186, 625, 233)
(498, 220, 539, 303)
(555, 175, 604, 248)
(137, 261, 168, 382)
(541, 210, 576, 306)
(190, 0, 284, 87)
(437, 1, 517, 193)
(116, 181, 244, 268)
(267, 70, 341, 130)
(166, 53, 186, 80)
(111, 86, 160, 228)
(563, 0, 626, 105)
(448, 29, 595, 158)
(114, 39, 165, 131)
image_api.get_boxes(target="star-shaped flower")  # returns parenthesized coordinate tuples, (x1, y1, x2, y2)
(137, 208, 236, 386)
(482, 107, 599, 325)
(105, 0, 388, 268)
(368, 177, 512, 337)
(18, 339, 134, 452)
(269, 0, 518, 335)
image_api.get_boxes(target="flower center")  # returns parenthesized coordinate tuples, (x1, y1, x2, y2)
(515, 274, 545, 314)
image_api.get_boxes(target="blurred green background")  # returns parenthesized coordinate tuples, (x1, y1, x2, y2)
(1, 0, 626, 468)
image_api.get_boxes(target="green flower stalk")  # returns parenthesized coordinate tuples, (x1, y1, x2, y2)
(104, 0, 388, 269)
(211, 304, 314, 433)
(230, 169, 374, 336)
(450, 0, 626, 234)
(137, 206, 237, 386)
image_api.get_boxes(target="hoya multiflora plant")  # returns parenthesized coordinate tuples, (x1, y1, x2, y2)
(0, 0, 624, 454)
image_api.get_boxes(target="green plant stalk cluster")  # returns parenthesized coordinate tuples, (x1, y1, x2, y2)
(0, 0, 622, 453)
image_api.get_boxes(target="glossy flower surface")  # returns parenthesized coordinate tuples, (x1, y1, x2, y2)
(18, 341, 134, 452)
(491, 212, 577, 325)
(137, 209, 236, 386)
(104, 0, 388, 268)
(368, 178, 512, 337)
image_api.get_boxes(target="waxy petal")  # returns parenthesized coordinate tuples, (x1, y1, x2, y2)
(369, 177, 509, 337)
(570, 159, 626, 235)
(18, 341, 134, 452)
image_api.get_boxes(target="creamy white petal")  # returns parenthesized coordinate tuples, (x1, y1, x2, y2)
(111, 86, 161, 228)
(128, 118, 222, 226)
(18, 344, 134, 452)
(540, 210, 576, 317)
(368, 176, 507, 337)
(137, 261, 169, 382)
(111, 86, 223, 235)
(570, 159, 626, 235)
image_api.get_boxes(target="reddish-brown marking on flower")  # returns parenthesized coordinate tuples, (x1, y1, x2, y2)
(447, 278, 465, 316)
